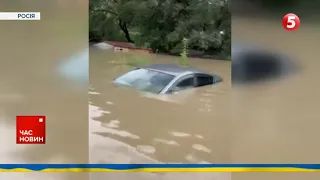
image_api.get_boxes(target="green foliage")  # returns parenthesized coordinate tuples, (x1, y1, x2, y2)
(90, 0, 231, 59)
(179, 38, 189, 66)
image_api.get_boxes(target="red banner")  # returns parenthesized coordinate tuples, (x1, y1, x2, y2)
(16, 116, 46, 144)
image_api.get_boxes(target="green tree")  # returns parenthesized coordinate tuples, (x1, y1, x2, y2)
(89, 0, 231, 59)
(89, 0, 141, 42)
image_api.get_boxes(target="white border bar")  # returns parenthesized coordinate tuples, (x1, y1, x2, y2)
(0, 12, 40, 20)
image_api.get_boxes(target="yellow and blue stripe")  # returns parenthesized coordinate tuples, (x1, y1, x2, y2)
(0, 164, 320, 172)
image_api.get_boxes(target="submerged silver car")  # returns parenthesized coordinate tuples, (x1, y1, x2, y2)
(114, 64, 223, 94)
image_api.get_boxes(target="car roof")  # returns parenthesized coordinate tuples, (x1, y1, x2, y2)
(142, 64, 208, 76)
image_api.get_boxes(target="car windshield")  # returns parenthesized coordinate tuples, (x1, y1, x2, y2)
(114, 68, 175, 94)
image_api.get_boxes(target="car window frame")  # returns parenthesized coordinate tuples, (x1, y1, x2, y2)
(165, 74, 195, 93)
(194, 73, 215, 87)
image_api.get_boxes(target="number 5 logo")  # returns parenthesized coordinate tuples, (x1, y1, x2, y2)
(282, 13, 300, 31)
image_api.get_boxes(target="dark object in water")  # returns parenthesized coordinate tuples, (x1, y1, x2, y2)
(232, 44, 298, 84)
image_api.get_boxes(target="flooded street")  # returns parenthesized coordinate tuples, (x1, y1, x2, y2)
(89, 16, 320, 179)
(89, 49, 231, 179)
(0, 1, 319, 179)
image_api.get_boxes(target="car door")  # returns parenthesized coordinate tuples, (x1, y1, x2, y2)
(166, 74, 196, 93)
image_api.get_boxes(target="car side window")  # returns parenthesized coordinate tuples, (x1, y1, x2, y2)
(168, 77, 194, 93)
(176, 77, 194, 88)
(196, 74, 213, 87)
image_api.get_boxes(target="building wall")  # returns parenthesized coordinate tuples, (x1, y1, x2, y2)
(114, 47, 129, 52)
(93, 42, 151, 53)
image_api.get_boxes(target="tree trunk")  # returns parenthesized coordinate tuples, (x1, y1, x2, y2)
(118, 19, 134, 43)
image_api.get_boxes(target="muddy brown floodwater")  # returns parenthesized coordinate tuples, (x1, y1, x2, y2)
(0, 1, 89, 180)
(90, 16, 320, 180)
(89, 48, 231, 179)
(232, 17, 320, 180)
